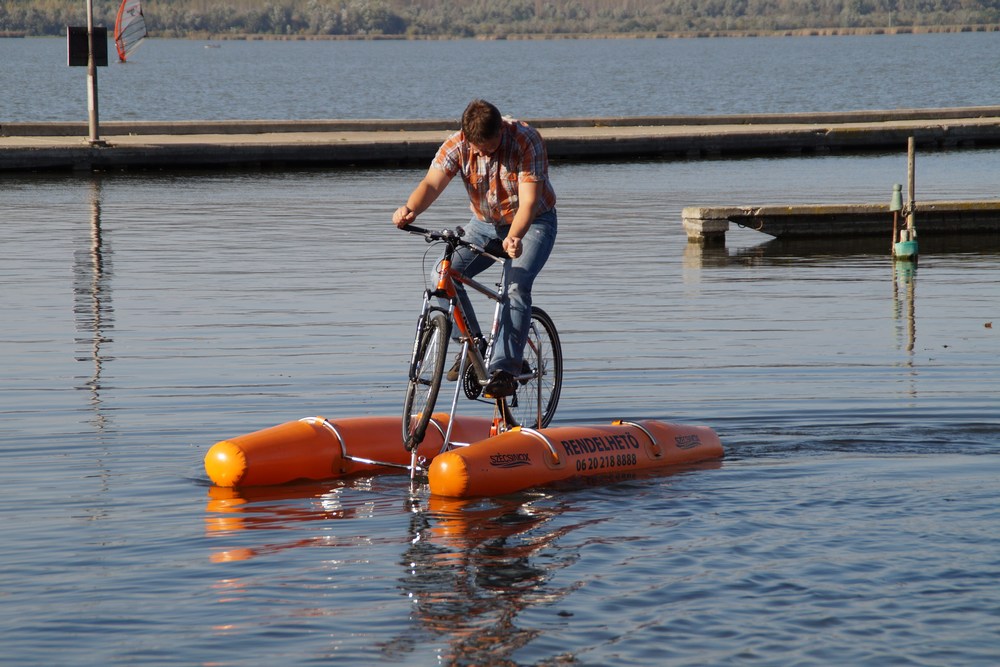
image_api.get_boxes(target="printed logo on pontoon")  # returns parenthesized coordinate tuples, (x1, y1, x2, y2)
(559, 433, 641, 456)
(489, 453, 532, 468)
(675, 435, 701, 450)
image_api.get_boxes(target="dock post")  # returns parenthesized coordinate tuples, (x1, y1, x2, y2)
(893, 137, 918, 260)
(889, 183, 903, 253)
(681, 207, 730, 245)
(85, 0, 103, 146)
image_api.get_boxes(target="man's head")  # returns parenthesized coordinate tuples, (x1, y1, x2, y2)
(462, 99, 503, 153)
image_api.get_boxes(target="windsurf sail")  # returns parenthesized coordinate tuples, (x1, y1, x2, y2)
(114, 0, 147, 62)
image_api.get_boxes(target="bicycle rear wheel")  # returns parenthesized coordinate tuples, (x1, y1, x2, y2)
(402, 309, 450, 451)
(502, 306, 562, 429)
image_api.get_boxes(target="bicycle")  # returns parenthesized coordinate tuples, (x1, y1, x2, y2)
(401, 224, 563, 453)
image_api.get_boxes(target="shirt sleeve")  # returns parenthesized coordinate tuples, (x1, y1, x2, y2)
(514, 123, 547, 183)
(432, 131, 464, 178)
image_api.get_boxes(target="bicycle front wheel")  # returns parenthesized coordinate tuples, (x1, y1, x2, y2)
(402, 309, 450, 451)
(502, 306, 563, 429)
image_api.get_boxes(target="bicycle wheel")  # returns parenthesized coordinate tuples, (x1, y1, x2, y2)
(502, 306, 562, 429)
(402, 309, 450, 451)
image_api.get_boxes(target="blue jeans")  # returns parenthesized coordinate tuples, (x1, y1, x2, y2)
(450, 210, 557, 375)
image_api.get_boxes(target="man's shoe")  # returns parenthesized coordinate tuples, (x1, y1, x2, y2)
(483, 370, 517, 399)
(446, 353, 463, 382)
(447, 341, 486, 382)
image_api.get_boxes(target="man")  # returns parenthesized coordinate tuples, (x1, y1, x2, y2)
(392, 99, 557, 398)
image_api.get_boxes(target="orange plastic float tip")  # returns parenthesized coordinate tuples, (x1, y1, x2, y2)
(426, 450, 471, 498)
(204, 440, 248, 488)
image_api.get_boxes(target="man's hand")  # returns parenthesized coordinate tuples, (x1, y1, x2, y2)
(503, 236, 523, 259)
(393, 206, 416, 228)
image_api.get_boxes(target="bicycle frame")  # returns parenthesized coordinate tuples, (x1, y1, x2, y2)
(432, 247, 507, 380)
(420, 239, 512, 438)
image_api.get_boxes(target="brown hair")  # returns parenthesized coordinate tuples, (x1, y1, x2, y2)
(461, 99, 502, 145)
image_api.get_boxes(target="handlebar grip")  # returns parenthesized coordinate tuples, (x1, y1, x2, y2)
(400, 224, 429, 235)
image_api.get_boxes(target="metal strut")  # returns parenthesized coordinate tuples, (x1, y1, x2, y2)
(515, 426, 561, 465)
(612, 419, 662, 458)
(303, 416, 422, 472)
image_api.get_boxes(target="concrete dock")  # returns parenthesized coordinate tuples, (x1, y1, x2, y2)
(682, 200, 1000, 243)
(3, 106, 1000, 173)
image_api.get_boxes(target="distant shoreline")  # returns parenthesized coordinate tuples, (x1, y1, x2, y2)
(3, 23, 1000, 41)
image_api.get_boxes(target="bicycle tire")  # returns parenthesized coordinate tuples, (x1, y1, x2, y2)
(402, 309, 450, 451)
(501, 306, 563, 429)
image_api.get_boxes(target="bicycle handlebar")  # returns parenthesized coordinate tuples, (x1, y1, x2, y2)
(401, 224, 506, 263)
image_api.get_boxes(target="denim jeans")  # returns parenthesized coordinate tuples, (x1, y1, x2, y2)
(450, 209, 557, 375)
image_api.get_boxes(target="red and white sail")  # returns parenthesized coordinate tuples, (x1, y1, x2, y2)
(114, 0, 147, 62)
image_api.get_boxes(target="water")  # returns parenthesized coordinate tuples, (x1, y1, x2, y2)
(3, 34, 1000, 666)
(2, 32, 1000, 121)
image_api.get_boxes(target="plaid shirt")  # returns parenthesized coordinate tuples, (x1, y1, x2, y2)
(432, 119, 557, 226)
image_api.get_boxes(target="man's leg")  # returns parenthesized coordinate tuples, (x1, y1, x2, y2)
(489, 210, 557, 377)
(446, 218, 502, 380)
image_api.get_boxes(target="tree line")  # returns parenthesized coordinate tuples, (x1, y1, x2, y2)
(3, 0, 1000, 38)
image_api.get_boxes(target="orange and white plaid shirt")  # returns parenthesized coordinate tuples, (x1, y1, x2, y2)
(431, 119, 557, 226)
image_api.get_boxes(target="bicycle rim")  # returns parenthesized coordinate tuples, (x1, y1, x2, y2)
(502, 306, 562, 429)
(402, 310, 449, 450)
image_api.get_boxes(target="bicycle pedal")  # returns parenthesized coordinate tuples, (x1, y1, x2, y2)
(517, 360, 533, 385)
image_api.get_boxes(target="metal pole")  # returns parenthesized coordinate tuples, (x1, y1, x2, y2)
(86, 0, 101, 144)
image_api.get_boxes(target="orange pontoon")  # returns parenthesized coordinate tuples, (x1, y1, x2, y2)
(205, 415, 723, 497)
(429, 420, 723, 498)
(205, 414, 494, 487)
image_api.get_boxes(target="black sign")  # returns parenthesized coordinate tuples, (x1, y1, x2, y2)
(67, 26, 108, 67)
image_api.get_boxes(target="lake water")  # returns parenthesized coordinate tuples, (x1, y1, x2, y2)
(3, 33, 1000, 666)
(2, 31, 1000, 121)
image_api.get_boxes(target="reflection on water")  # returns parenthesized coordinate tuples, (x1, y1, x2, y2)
(894, 260, 917, 355)
(73, 178, 115, 433)
(205, 481, 590, 664)
(391, 494, 583, 664)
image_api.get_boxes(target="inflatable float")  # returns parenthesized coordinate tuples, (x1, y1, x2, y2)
(205, 414, 723, 497)
(205, 414, 494, 487)
(429, 420, 722, 498)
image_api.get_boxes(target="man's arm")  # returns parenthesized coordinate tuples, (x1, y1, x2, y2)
(393, 167, 453, 228)
(502, 180, 539, 258)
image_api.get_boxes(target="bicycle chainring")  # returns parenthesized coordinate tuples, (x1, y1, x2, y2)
(462, 364, 482, 400)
